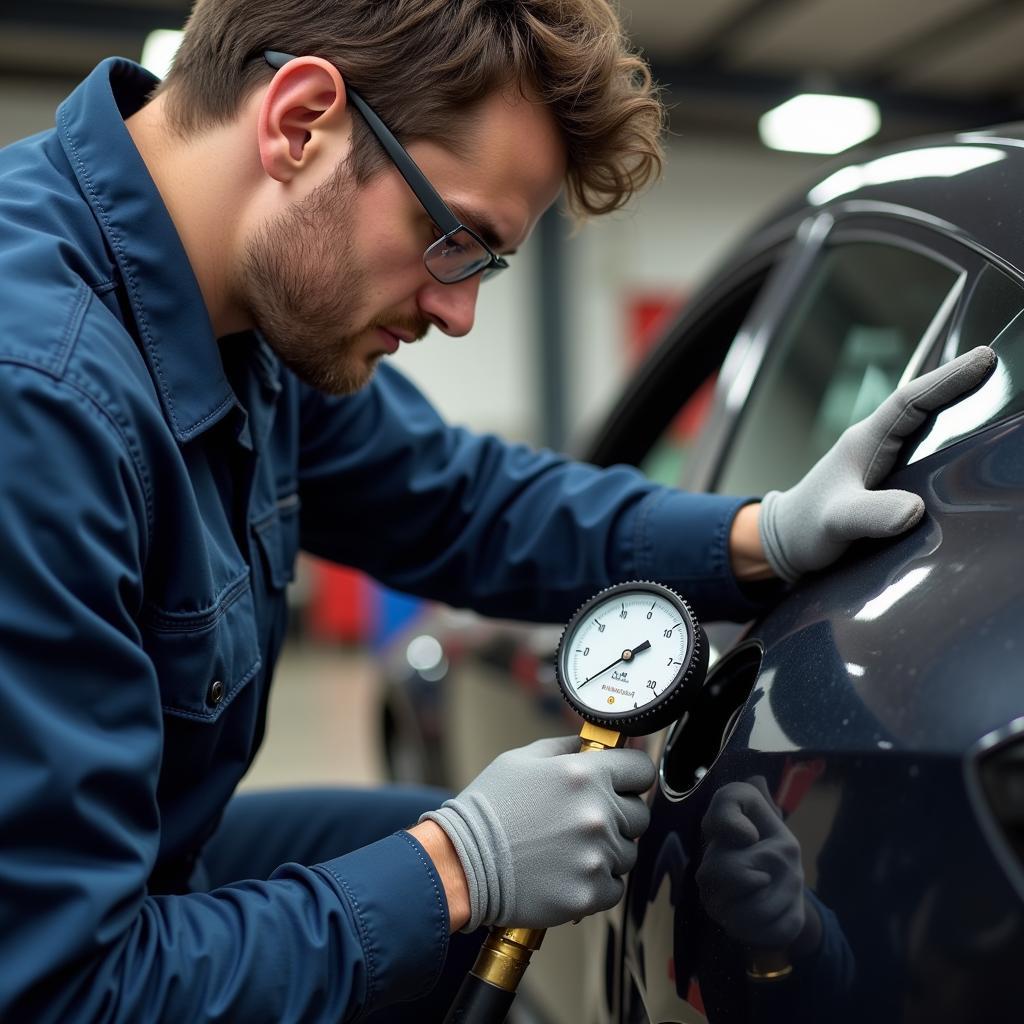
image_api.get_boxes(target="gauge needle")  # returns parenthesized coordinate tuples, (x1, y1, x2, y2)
(578, 640, 652, 688)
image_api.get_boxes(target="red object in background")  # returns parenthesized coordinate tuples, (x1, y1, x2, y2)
(628, 291, 716, 447)
(627, 292, 686, 365)
(685, 976, 707, 1016)
(775, 758, 827, 815)
(305, 558, 425, 648)
(673, 376, 716, 442)
(307, 560, 375, 643)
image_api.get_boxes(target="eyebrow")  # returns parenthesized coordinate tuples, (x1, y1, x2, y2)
(448, 201, 518, 257)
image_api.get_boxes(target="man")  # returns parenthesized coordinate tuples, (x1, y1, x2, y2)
(0, 1, 993, 1021)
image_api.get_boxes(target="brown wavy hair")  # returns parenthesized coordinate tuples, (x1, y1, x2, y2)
(157, 0, 664, 216)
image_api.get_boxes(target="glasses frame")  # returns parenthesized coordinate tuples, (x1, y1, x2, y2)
(264, 50, 509, 284)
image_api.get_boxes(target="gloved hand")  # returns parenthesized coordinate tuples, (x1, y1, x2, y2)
(759, 345, 996, 581)
(420, 735, 655, 931)
(695, 777, 804, 949)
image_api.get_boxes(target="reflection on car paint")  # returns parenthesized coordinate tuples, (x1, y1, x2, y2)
(380, 126, 1024, 1022)
(807, 147, 1006, 206)
(853, 565, 932, 622)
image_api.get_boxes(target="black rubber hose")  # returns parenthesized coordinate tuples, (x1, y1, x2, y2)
(442, 972, 516, 1024)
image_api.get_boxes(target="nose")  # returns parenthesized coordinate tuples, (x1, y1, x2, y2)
(417, 275, 482, 337)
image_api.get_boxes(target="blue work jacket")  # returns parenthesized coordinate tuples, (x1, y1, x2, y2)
(0, 59, 765, 1022)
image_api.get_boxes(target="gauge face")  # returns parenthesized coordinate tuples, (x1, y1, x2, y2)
(557, 581, 706, 735)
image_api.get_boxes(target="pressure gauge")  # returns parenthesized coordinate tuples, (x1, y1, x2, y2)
(556, 581, 708, 737)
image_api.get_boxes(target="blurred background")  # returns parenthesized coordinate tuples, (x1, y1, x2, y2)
(4, 0, 1022, 787)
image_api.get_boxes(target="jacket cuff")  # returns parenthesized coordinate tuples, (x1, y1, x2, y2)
(619, 489, 779, 623)
(314, 831, 449, 1015)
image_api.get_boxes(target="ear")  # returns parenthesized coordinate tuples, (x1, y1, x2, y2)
(257, 56, 351, 183)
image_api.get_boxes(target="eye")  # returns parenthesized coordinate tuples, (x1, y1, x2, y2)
(442, 236, 469, 256)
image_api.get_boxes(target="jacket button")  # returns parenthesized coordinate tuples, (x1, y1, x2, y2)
(207, 679, 225, 708)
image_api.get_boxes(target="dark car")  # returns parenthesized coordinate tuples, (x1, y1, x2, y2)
(380, 125, 1024, 1023)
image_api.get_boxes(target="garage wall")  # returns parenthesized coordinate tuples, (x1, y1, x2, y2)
(0, 78, 824, 447)
(398, 135, 824, 445)
(0, 79, 72, 143)
(564, 137, 822, 442)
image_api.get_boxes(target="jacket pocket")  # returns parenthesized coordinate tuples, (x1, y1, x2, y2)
(142, 568, 262, 722)
(252, 492, 300, 591)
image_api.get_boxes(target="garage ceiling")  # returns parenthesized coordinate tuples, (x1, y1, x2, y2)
(3, 0, 1023, 141)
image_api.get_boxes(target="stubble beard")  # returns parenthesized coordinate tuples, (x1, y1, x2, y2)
(237, 167, 377, 396)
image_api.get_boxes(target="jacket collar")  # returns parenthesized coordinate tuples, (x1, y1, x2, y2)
(57, 58, 247, 444)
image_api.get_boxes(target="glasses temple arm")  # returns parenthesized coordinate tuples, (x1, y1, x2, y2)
(263, 50, 461, 235)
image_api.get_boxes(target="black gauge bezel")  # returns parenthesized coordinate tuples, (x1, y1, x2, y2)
(555, 580, 708, 737)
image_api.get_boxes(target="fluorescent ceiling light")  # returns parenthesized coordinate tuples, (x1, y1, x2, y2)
(808, 146, 1006, 205)
(141, 29, 184, 79)
(759, 93, 880, 155)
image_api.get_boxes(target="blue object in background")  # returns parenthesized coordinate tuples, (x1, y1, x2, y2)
(371, 585, 426, 653)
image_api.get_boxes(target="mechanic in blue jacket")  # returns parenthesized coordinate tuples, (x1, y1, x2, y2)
(0, 1, 994, 1021)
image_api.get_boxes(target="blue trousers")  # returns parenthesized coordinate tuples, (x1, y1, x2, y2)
(199, 785, 485, 1023)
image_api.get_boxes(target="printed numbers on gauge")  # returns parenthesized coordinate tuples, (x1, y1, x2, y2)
(560, 590, 691, 716)
(555, 581, 708, 736)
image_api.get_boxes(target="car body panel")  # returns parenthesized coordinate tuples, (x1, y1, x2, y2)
(377, 124, 1024, 1023)
(626, 413, 1024, 1022)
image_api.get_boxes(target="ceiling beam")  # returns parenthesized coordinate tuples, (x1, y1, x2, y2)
(859, 0, 1024, 85)
(682, 0, 809, 65)
(649, 58, 1024, 129)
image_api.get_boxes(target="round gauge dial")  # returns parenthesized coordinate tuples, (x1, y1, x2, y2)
(556, 581, 707, 736)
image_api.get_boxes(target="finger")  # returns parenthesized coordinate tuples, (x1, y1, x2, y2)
(736, 791, 787, 841)
(616, 793, 651, 840)
(725, 778, 787, 839)
(604, 875, 626, 911)
(825, 489, 924, 542)
(747, 776, 783, 819)
(705, 781, 783, 845)
(867, 346, 995, 441)
(604, 748, 657, 793)
(697, 850, 771, 899)
(611, 835, 639, 877)
(740, 872, 804, 925)
(746, 844, 802, 886)
(703, 785, 761, 847)
(524, 735, 583, 759)
(588, 873, 626, 916)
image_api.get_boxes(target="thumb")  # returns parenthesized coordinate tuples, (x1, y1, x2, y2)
(747, 775, 783, 820)
(856, 347, 996, 486)
(825, 488, 924, 542)
(867, 346, 996, 441)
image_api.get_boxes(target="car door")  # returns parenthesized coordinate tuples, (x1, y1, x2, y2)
(615, 214, 1019, 1024)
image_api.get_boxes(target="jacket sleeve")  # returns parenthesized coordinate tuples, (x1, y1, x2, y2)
(297, 363, 768, 624)
(0, 364, 448, 1023)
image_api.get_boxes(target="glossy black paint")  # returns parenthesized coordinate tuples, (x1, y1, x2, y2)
(604, 126, 1024, 1024)
(751, 125, 1024, 275)
(624, 394, 1024, 1024)
(379, 124, 1024, 1022)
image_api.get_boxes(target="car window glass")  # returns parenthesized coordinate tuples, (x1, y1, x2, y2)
(712, 241, 960, 496)
(632, 266, 774, 487)
(639, 376, 716, 486)
(950, 264, 1024, 357)
(907, 266, 1024, 463)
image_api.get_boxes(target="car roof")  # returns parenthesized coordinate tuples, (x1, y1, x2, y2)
(749, 122, 1024, 277)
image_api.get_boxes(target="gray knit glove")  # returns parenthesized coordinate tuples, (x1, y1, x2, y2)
(420, 735, 655, 931)
(759, 346, 996, 581)
(696, 778, 804, 949)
